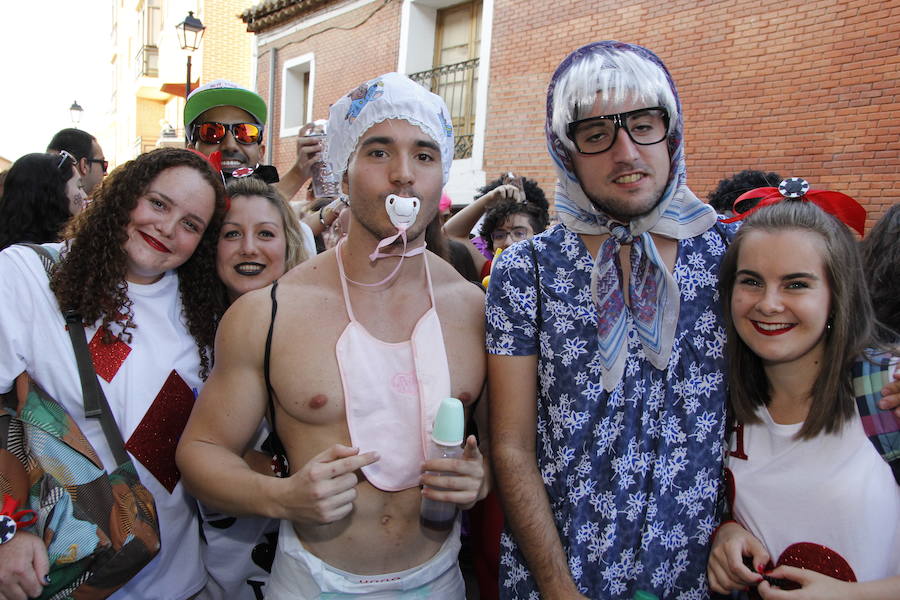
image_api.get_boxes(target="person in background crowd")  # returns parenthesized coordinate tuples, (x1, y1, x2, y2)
(47, 127, 107, 198)
(443, 173, 549, 282)
(426, 214, 480, 283)
(707, 169, 782, 217)
(185, 82, 344, 252)
(861, 204, 900, 343)
(200, 174, 311, 600)
(185, 81, 318, 203)
(439, 191, 453, 224)
(177, 72, 488, 599)
(708, 184, 900, 599)
(0, 151, 86, 250)
(0, 148, 226, 599)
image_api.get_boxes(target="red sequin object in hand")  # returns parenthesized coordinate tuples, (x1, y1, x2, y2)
(750, 541, 856, 598)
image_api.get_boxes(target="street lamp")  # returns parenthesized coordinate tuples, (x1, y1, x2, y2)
(69, 101, 83, 127)
(175, 11, 206, 100)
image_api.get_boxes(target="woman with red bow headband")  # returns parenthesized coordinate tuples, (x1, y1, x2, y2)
(709, 179, 900, 599)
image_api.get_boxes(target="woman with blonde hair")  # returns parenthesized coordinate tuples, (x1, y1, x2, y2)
(201, 173, 312, 600)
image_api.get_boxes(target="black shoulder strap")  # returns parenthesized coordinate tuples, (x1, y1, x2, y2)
(263, 281, 287, 458)
(19, 242, 59, 274)
(64, 315, 130, 465)
(19, 243, 130, 466)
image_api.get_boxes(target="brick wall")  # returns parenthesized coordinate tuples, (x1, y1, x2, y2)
(202, 0, 256, 88)
(251, 0, 897, 226)
(136, 97, 165, 142)
(256, 0, 403, 192)
(486, 0, 899, 228)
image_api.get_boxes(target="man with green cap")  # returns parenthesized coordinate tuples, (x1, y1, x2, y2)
(184, 79, 321, 201)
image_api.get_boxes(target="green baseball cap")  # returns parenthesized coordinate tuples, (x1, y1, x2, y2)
(184, 79, 268, 132)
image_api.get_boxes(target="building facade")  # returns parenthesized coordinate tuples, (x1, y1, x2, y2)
(241, 0, 897, 226)
(108, 0, 257, 168)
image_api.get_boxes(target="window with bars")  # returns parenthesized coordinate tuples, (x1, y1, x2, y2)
(408, 1, 481, 160)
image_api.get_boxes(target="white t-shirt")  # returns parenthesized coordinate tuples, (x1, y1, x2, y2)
(299, 220, 316, 257)
(728, 404, 900, 582)
(0, 243, 206, 600)
(198, 423, 276, 600)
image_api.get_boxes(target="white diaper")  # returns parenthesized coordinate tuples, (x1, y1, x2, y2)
(266, 518, 464, 599)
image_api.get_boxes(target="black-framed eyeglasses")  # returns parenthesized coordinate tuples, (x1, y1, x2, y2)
(193, 121, 264, 145)
(55, 150, 76, 171)
(87, 157, 108, 174)
(566, 107, 669, 154)
(491, 226, 531, 244)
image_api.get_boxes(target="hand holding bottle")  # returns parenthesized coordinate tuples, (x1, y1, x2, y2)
(420, 399, 486, 530)
(421, 435, 485, 509)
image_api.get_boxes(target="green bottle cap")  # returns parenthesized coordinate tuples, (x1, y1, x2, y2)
(633, 591, 658, 600)
(431, 397, 464, 445)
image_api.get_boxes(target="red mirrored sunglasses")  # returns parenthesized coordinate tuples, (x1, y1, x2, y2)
(193, 121, 263, 145)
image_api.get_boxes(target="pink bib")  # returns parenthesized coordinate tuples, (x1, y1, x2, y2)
(334, 240, 451, 491)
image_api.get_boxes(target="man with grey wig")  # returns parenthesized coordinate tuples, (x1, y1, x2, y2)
(487, 41, 735, 599)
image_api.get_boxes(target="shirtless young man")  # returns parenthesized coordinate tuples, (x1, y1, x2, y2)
(177, 73, 488, 599)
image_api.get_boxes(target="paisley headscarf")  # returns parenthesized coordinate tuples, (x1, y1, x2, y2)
(546, 41, 717, 391)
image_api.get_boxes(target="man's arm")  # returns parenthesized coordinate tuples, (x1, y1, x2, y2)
(275, 135, 321, 201)
(442, 184, 523, 271)
(176, 293, 281, 518)
(442, 183, 523, 241)
(176, 292, 377, 523)
(489, 353, 587, 599)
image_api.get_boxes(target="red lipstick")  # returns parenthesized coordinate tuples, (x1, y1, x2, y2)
(751, 321, 795, 336)
(139, 231, 171, 253)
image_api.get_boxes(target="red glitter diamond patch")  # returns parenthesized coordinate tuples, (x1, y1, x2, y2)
(124, 370, 196, 493)
(88, 327, 132, 382)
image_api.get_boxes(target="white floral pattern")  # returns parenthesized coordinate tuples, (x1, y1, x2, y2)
(487, 223, 736, 599)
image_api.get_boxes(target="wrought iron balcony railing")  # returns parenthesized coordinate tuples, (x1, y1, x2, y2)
(135, 45, 158, 78)
(409, 58, 479, 160)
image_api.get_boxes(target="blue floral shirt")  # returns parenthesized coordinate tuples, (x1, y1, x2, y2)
(486, 222, 736, 599)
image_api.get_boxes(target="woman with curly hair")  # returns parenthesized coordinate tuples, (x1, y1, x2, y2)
(0, 151, 87, 250)
(443, 173, 550, 283)
(0, 147, 227, 599)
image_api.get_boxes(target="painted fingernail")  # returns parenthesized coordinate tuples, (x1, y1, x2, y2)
(45, 574, 52, 584)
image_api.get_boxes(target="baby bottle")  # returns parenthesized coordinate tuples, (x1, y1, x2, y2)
(420, 397, 465, 531)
